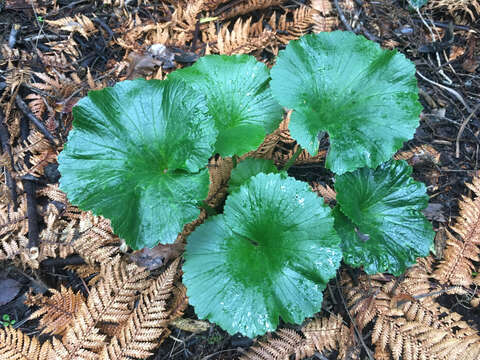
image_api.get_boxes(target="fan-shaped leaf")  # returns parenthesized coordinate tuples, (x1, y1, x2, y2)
(334, 160, 434, 275)
(228, 158, 283, 193)
(169, 55, 283, 157)
(58, 78, 217, 249)
(183, 173, 342, 337)
(270, 31, 422, 174)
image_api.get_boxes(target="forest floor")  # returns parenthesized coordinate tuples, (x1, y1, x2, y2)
(0, 0, 480, 359)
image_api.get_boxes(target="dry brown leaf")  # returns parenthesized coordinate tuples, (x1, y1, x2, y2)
(46, 15, 97, 39)
(25, 285, 85, 336)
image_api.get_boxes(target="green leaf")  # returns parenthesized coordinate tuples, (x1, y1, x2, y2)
(228, 158, 283, 193)
(169, 55, 283, 157)
(183, 173, 342, 337)
(270, 31, 422, 175)
(58, 78, 217, 249)
(334, 160, 434, 275)
(409, 0, 427, 9)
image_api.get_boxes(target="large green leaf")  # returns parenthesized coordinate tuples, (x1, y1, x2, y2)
(58, 78, 217, 249)
(409, 0, 427, 9)
(169, 55, 283, 157)
(183, 173, 342, 337)
(270, 31, 422, 175)
(334, 160, 434, 275)
(228, 158, 283, 193)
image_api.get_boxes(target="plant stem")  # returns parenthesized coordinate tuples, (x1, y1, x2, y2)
(282, 146, 303, 171)
(199, 200, 217, 216)
(232, 154, 239, 168)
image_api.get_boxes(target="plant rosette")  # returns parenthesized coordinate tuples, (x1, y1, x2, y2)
(183, 172, 342, 337)
(58, 78, 217, 249)
(270, 31, 422, 175)
(333, 160, 435, 275)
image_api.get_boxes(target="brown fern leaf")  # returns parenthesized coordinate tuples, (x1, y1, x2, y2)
(31, 71, 79, 99)
(171, 0, 206, 35)
(73, 212, 122, 265)
(219, 0, 284, 20)
(36, 184, 81, 219)
(303, 314, 356, 359)
(39, 203, 76, 259)
(25, 93, 47, 120)
(428, 0, 480, 22)
(25, 285, 85, 336)
(0, 193, 27, 238)
(341, 270, 388, 330)
(269, 6, 314, 44)
(169, 283, 189, 320)
(372, 315, 480, 360)
(15, 129, 51, 153)
(239, 328, 308, 360)
(66, 263, 101, 285)
(434, 175, 480, 287)
(53, 257, 150, 359)
(100, 259, 181, 360)
(204, 0, 229, 10)
(206, 155, 233, 207)
(343, 258, 480, 360)
(215, 17, 275, 55)
(46, 15, 97, 39)
(0, 326, 52, 360)
(394, 144, 441, 166)
(311, 0, 339, 33)
(35, 48, 76, 71)
(0, 192, 40, 267)
(310, 183, 336, 205)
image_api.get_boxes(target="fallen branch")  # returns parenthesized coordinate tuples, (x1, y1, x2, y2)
(20, 117, 39, 249)
(15, 94, 57, 146)
(0, 109, 18, 210)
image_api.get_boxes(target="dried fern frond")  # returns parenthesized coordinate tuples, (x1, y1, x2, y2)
(394, 144, 441, 165)
(36, 48, 76, 71)
(310, 183, 336, 205)
(100, 259, 181, 360)
(66, 263, 101, 285)
(73, 212, 122, 265)
(219, 0, 284, 20)
(25, 285, 85, 336)
(372, 315, 480, 360)
(39, 203, 76, 259)
(204, 0, 229, 10)
(46, 15, 97, 39)
(434, 175, 480, 287)
(269, 6, 314, 44)
(53, 257, 150, 359)
(0, 191, 38, 268)
(239, 328, 308, 360)
(14, 131, 58, 178)
(0, 326, 52, 360)
(303, 314, 356, 359)
(25, 93, 47, 122)
(1, 46, 32, 97)
(0, 193, 27, 238)
(240, 314, 354, 360)
(206, 155, 233, 207)
(170, 0, 206, 37)
(311, 0, 339, 33)
(428, 0, 480, 22)
(343, 258, 480, 360)
(215, 17, 275, 55)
